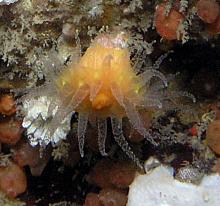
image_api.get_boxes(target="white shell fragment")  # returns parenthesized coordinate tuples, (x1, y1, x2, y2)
(127, 162, 220, 206)
(22, 96, 72, 147)
(0, 0, 18, 5)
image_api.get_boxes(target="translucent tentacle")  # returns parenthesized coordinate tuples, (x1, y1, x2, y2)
(138, 69, 168, 88)
(124, 99, 147, 136)
(166, 91, 196, 103)
(49, 85, 89, 137)
(111, 83, 158, 145)
(143, 97, 163, 109)
(77, 113, 89, 157)
(152, 51, 172, 70)
(123, 98, 158, 145)
(110, 82, 124, 107)
(111, 117, 143, 170)
(97, 118, 108, 156)
(17, 83, 54, 104)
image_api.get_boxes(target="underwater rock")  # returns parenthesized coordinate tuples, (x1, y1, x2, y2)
(0, 191, 25, 206)
(127, 161, 220, 206)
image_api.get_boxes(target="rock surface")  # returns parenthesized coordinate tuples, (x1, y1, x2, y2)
(127, 163, 220, 206)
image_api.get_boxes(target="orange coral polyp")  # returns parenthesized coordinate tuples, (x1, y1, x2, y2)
(57, 33, 137, 116)
(52, 32, 168, 167)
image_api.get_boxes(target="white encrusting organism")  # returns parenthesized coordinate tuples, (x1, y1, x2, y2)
(127, 159, 220, 206)
(0, 0, 18, 5)
(22, 96, 72, 147)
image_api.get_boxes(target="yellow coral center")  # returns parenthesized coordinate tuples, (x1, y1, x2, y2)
(92, 93, 113, 110)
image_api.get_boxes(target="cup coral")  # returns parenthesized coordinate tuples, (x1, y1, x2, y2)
(21, 31, 194, 169)
(47, 31, 168, 168)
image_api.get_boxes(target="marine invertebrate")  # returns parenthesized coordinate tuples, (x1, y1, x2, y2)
(0, 119, 23, 145)
(0, 95, 16, 116)
(207, 14, 220, 34)
(175, 166, 203, 183)
(98, 188, 127, 206)
(87, 159, 136, 189)
(85, 188, 127, 206)
(22, 96, 72, 147)
(49, 31, 168, 168)
(0, 160, 27, 198)
(21, 31, 194, 169)
(85, 192, 100, 206)
(12, 140, 51, 176)
(0, 0, 18, 5)
(206, 119, 220, 154)
(155, 3, 185, 40)
(196, 0, 220, 24)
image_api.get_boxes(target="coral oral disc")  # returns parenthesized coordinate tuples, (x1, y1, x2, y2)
(92, 93, 113, 110)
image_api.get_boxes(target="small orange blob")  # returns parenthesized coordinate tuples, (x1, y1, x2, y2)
(92, 92, 113, 110)
(0, 119, 23, 145)
(12, 141, 40, 167)
(207, 14, 220, 34)
(124, 110, 152, 143)
(87, 159, 113, 188)
(99, 188, 127, 206)
(206, 119, 220, 154)
(88, 159, 136, 189)
(155, 3, 184, 40)
(212, 159, 220, 174)
(196, 0, 220, 23)
(0, 162, 27, 198)
(109, 161, 136, 188)
(209, 102, 220, 119)
(0, 95, 16, 116)
(85, 193, 101, 206)
(84, 189, 127, 206)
